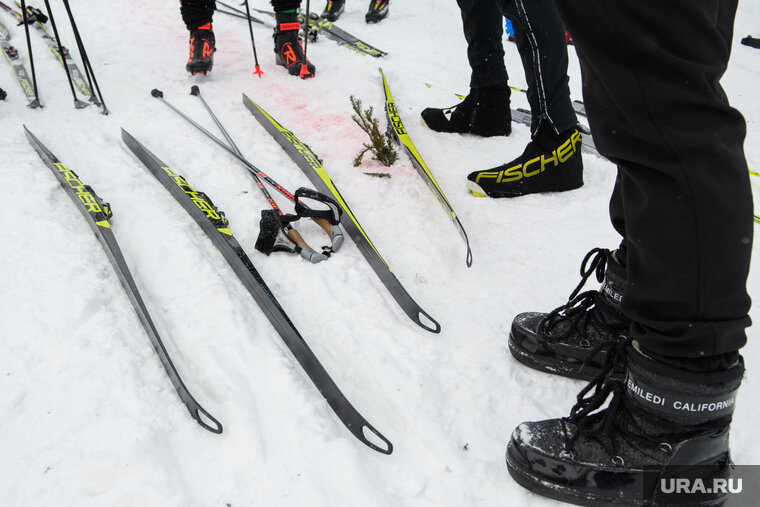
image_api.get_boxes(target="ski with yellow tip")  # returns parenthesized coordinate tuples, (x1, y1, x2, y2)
(122, 128, 393, 454)
(380, 68, 473, 268)
(24, 125, 222, 434)
(243, 93, 441, 334)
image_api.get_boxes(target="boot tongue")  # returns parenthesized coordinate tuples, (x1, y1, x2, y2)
(599, 258, 625, 310)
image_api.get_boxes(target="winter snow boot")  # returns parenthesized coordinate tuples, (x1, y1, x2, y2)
(507, 342, 744, 506)
(509, 248, 629, 381)
(467, 124, 583, 197)
(186, 25, 215, 75)
(274, 12, 316, 78)
(421, 86, 511, 138)
(365, 0, 389, 23)
(321, 0, 345, 21)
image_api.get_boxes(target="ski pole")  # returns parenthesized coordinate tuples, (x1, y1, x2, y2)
(151, 88, 332, 262)
(299, 0, 312, 78)
(39, 0, 87, 108)
(17, 0, 41, 107)
(188, 86, 342, 252)
(242, 0, 263, 77)
(61, 0, 108, 113)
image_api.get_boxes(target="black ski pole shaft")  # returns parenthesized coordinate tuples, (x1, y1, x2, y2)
(299, 0, 311, 78)
(188, 86, 289, 215)
(18, 0, 41, 106)
(40, 0, 87, 108)
(190, 85, 244, 156)
(243, 0, 263, 77)
(61, 0, 108, 113)
(151, 88, 287, 214)
(152, 88, 298, 204)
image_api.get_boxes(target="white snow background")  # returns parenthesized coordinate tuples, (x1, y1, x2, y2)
(1, 1, 759, 506)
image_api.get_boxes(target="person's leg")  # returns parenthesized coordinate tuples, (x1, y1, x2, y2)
(506, 0, 751, 503)
(420, 0, 511, 138)
(464, 0, 584, 197)
(562, 0, 751, 362)
(181, 0, 216, 75)
(180, 0, 215, 31)
(271, 0, 315, 77)
(497, 0, 576, 136)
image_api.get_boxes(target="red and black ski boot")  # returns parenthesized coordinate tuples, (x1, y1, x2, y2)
(186, 24, 215, 75)
(273, 12, 316, 78)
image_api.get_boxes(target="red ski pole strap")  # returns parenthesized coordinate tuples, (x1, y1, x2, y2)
(278, 21, 301, 31)
(625, 370, 738, 422)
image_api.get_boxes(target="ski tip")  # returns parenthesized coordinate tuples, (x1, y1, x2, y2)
(150, 88, 164, 99)
(190, 85, 200, 96)
(466, 180, 488, 198)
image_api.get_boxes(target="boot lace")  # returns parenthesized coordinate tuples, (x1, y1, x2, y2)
(537, 248, 618, 344)
(562, 338, 730, 464)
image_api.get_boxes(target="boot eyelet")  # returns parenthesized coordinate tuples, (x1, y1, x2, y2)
(611, 456, 624, 466)
(580, 338, 591, 348)
(659, 443, 672, 453)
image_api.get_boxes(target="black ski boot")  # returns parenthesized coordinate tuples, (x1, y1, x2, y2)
(467, 123, 583, 197)
(321, 0, 345, 21)
(186, 25, 215, 75)
(273, 12, 316, 78)
(509, 248, 629, 380)
(507, 342, 744, 506)
(421, 86, 511, 138)
(365, 0, 389, 23)
(0, 87, 6, 101)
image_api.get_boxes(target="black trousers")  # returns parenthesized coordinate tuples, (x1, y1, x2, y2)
(180, 0, 301, 30)
(555, 0, 752, 360)
(456, 0, 577, 135)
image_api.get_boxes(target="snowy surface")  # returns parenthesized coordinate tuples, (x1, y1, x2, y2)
(1, 1, 759, 506)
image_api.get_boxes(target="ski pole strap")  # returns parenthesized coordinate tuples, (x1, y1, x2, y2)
(294, 187, 342, 224)
(255, 209, 328, 264)
(294, 187, 344, 252)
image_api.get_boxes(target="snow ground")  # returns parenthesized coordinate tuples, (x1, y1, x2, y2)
(1, 1, 759, 506)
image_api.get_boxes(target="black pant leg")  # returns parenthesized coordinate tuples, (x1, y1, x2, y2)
(555, 0, 752, 359)
(456, 0, 509, 89)
(271, 0, 302, 12)
(498, 0, 576, 135)
(180, 0, 215, 31)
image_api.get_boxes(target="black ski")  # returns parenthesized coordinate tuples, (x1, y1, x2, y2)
(24, 126, 222, 434)
(0, 20, 41, 106)
(122, 128, 393, 454)
(380, 68, 473, 267)
(305, 13, 387, 58)
(243, 94, 441, 334)
(216, 1, 386, 58)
